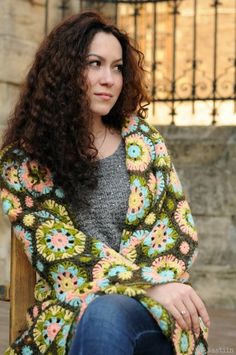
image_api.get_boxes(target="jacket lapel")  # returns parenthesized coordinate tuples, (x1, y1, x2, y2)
(120, 116, 157, 257)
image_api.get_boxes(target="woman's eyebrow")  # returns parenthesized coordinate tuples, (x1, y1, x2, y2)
(86, 53, 123, 63)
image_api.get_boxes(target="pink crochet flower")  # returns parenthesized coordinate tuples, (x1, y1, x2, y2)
(179, 241, 190, 255)
(25, 196, 34, 208)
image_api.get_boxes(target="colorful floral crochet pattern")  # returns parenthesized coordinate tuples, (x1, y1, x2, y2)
(0, 116, 208, 354)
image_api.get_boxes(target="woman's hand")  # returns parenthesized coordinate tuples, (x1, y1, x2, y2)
(146, 283, 210, 335)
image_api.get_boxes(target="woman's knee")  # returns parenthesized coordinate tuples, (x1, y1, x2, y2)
(82, 294, 139, 325)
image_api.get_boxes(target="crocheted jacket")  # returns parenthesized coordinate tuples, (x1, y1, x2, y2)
(0, 116, 208, 355)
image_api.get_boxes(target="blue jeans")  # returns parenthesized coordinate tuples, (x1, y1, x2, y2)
(68, 294, 174, 355)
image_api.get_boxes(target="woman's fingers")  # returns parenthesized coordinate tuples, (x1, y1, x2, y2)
(168, 304, 189, 330)
(174, 300, 192, 330)
(183, 296, 201, 334)
(145, 283, 210, 334)
(172, 296, 202, 334)
(190, 291, 210, 327)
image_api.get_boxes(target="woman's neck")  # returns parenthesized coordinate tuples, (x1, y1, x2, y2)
(91, 117, 107, 151)
(91, 116, 106, 137)
(89, 117, 121, 159)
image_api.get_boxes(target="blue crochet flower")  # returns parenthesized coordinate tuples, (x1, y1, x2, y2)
(142, 215, 178, 256)
(140, 124, 150, 132)
(180, 332, 189, 352)
(36, 260, 45, 272)
(195, 343, 208, 354)
(150, 304, 163, 318)
(55, 188, 65, 199)
(58, 324, 71, 347)
(128, 144, 141, 158)
(159, 320, 168, 332)
(127, 176, 151, 225)
(108, 265, 127, 277)
(2, 199, 11, 215)
(50, 262, 87, 307)
(22, 345, 33, 355)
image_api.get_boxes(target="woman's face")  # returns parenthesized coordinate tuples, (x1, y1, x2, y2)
(85, 31, 123, 121)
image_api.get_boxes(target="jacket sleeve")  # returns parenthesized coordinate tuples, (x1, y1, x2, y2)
(118, 126, 199, 288)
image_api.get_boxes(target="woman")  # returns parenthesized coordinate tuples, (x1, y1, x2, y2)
(0, 11, 210, 355)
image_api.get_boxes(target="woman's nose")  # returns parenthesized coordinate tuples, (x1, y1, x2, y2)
(99, 68, 114, 86)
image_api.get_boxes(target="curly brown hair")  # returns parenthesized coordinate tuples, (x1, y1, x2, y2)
(1, 11, 150, 201)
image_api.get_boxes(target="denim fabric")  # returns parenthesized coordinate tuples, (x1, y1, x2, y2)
(68, 294, 174, 355)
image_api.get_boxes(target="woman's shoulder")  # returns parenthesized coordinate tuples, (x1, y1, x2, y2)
(121, 115, 166, 142)
(0, 142, 24, 165)
(0, 142, 33, 167)
(0, 142, 58, 198)
(122, 115, 172, 171)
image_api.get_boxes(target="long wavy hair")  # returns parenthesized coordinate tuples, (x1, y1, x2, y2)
(1, 11, 150, 201)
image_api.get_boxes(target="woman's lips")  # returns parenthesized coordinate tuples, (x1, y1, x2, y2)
(94, 93, 113, 100)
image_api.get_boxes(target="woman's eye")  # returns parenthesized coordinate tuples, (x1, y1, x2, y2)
(115, 64, 123, 72)
(88, 60, 101, 67)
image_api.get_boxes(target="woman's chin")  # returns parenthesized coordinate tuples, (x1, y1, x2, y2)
(92, 110, 112, 118)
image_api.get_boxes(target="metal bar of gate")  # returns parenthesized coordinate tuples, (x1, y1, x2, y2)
(212, 0, 220, 124)
(152, 1, 157, 116)
(234, 0, 236, 113)
(134, 3, 138, 43)
(171, 0, 178, 124)
(44, 0, 49, 35)
(191, 0, 197, 115)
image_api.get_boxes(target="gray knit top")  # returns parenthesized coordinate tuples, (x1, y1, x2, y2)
(73, 139, 130, 252)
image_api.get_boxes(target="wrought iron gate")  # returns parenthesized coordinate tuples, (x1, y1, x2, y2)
(45, 0, 236, 125)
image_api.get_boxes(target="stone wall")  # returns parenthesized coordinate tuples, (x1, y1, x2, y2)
(0, 1, 44, 131)
(0, 0, 79, 133)
(160, 125, 236, 309)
